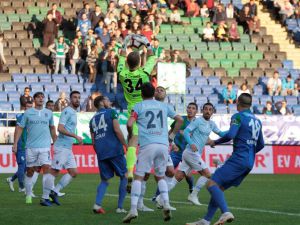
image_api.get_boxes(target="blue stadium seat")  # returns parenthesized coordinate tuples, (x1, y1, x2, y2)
(277, 68, 289, 78)
(260, 95, 272, 105)
(175, 104, 185, 114)
(0, 102, 12, 111)
(252, 95, 260, 105)
(273, 95, 284, 103)
(259, 77, 269, 86)
(190, 67, 201, 77)
(84, 83, 97, 92)
(184, 95, 195, 103)
(52, 75, 65, 83)
(48, 92, 60, 101)
(215, 104, 228, 114)
(65, 75, 79, 84)
(0, 93, 7, 102)
(39, 74, 52, 83)
(3, 83, 17, 91)
(26, 74, 39, 83)
(201, 86, 214, 95)
(214, 85, 225, 94)
(7, 91, 20, 102)
(208, 94, 219, 105)
(194, 95, 207, 105)
(289, 69, 300, 78)
(195, 76, 208, 86)
(12, 74, 26, 83)
(188, 85, 201, 95)
(228, 104, 238, 114)
(12, 102, 21, 111)
(71, 84, 84, 93)
(253, 104, 264, 114)
(285, 96, 298, 105)
(44, 83, 57, 93)
(186, 76, 195, 86)
(208, 76, 221, 86)
(168, 94, 182, 104)
(283, 60, 293, 69)
(80, 92, 89, 104)
(17, 82, 29, 92)
(292, 105, 300, 115)
(31, 83, 44, 93)
(57, 84, 70, 92)
(253, 85, 263, 95)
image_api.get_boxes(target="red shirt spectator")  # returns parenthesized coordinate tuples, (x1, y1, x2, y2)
(141, 24, 153, 42)
(185, 0, 200, 17)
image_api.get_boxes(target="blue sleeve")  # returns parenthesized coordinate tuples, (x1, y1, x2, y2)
(256, 123, 265, 153)
(215, 113, 241, 145)
(183, 119, 199, 145)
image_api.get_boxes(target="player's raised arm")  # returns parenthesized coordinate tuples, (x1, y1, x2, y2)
(112, 111, 127, 147)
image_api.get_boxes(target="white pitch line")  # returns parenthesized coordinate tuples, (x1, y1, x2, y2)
(106, 193, 300, 217)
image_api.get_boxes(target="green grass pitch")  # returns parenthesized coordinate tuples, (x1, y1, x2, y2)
(1, 174, 299, 225)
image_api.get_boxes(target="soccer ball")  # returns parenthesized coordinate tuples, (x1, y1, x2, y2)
(125, 34, 147, 51)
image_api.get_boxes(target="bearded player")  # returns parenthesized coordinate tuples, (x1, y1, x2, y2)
(117, 34, 157, 191)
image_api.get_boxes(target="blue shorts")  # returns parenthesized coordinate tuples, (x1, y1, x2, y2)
(98, 155, 127, 180)
(212, 158, 251, 190)
(170, 152, 182, 168)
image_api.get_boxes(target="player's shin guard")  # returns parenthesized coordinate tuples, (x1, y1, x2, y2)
(53, 174, 73, 193)
(208, 185, 229, 213)
(204, 197, 219, 222)
(96, 181, 109, 206)
(158, 179, 169, 206)
(126, 147, 137, 178)
(130, 180, 142, 211)
(118, 177, 128, 209)
(137, 181, 146, 207)
(25, 175, 33, 197)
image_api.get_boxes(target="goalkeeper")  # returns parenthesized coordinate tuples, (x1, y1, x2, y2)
(117, 34, 157, 191)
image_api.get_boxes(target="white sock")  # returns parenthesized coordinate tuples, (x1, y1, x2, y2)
(165, 176, 173, 187)
(192, 176, 209, 196)
(168, 177, 179, 192)
(31, 172, 39, 192)
(25, 175, 33, 197)
(54, 173, 73, 193)
(137, 181, 146, 208)
(45, 174, 55, 196)
(42, 173, 52, 199)
(158, 179, 169, 207)
(130, 180, 142, 212)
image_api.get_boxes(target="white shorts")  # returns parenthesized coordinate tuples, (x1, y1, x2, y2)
(167, 154, 174, 167)
(135, 143, 168, 177)
(51, 146, 77, 170)
(178, 150, 208, 175)
(26, 148, 51, 167)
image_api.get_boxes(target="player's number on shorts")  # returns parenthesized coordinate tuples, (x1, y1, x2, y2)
(92, 114, 107, 132)
(124, 78, 143, 93)
(146, 110, 163, 129)
(249, 119, 260, 140)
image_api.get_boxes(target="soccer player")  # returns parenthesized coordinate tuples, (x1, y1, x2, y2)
(117, 35, 157, 190)
(12, 92, 57, 205)
(90, 96, 128, 214)
(158, 103, 225, 207)
(122, 83, 183, 223)
(186, 93, 264, 225)
(7, 101, 33, 193)
(44, 91, 82, 206)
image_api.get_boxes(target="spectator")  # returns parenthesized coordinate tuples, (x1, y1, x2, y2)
(95, 38, 104, 55)
(244, 0, 257, 17)
(120, 21, 129, 38)
(120, 4, 132, 22)
(267, 71, 282, 96)
(213, 4, 227, 24)
(216, 22, 229, 41)
(226, 3, 235, 19)
(169, 50, 183, 63)
(85, 29, 96, 45)
(262, 101, 275, 115)
(107, 2, 120, 19)
(295, 74, 300, 93)
(141, 24, 153, 42)
(82, 91, 102, 112)
(99, 26, 111, 47)
(222, 82, 237, 104)
(46, 100, 55, 112)
(90, 5, 105, 29)
(237, 83, 250, 98)
(282, 74, 298, 96)
(0, 33, 6, 73)
(78, 3, 93, 20)
(76, 31, 83, 45)
(104, 12, 118, 26)
(170, 7, 182, 23)
(55, 92, 69, 112)
(103, 48, 118, 93)
(203, 22, 215, 41)
(42, 13, 57, 47)
(87, 45, 99, 83)
(200, 3, 210, 18)
(20, 87, 33, 110)
(239, 5, 252, 33)
(157, 7, 169, 25)
(119, 0, 135, 7)
(136, 0, 151, 21)
(48, 36, 69, 74)
(153, 38, 164, 59)
(47, 3, 62, 38)
(68, 37, 85, 75)
(248, 15, 260, 34)
(277, 100, 292, 115)
(276, 0, 294, 23)
(228, 22, 240, 41)
(185, 0, 200, 17)
(77, 13, 92, 40)
(95, 20, 105, 37)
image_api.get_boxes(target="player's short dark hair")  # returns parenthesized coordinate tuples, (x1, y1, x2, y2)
(141, 83, 155, 99)
(127, 51, 140, 70)
(94, 96, 106, 109)
(46, 100, 54, 105)
(33, 92, 44, 99)
(227, 81, 233, 86)
(202, 102, 214, 110)
(187, 102, 198, 110)
(70, 91, 81, 98)
(24, 87, 30, 91)
(238, 93, 252, 108)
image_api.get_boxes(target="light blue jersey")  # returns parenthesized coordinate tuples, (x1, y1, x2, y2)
(19, 108, 54, 149)
(54, 106, 77, 150)
(132, 99, 176, 147)
(184, 117, 224, 154)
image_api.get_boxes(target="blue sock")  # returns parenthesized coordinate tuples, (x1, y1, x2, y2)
(96, 181, 109, 206)
(17, 161, 26, 189)
(204, 197, 219, 221)
(155, 187, 160, 197)
(11, 173, 18, 182)
(118, 176, 127, 209)
(186, 176, 194, 193)
(208, 185, 229, 213)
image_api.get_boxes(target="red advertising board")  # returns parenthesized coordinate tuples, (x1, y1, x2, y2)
(273, 146, 300, 174)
